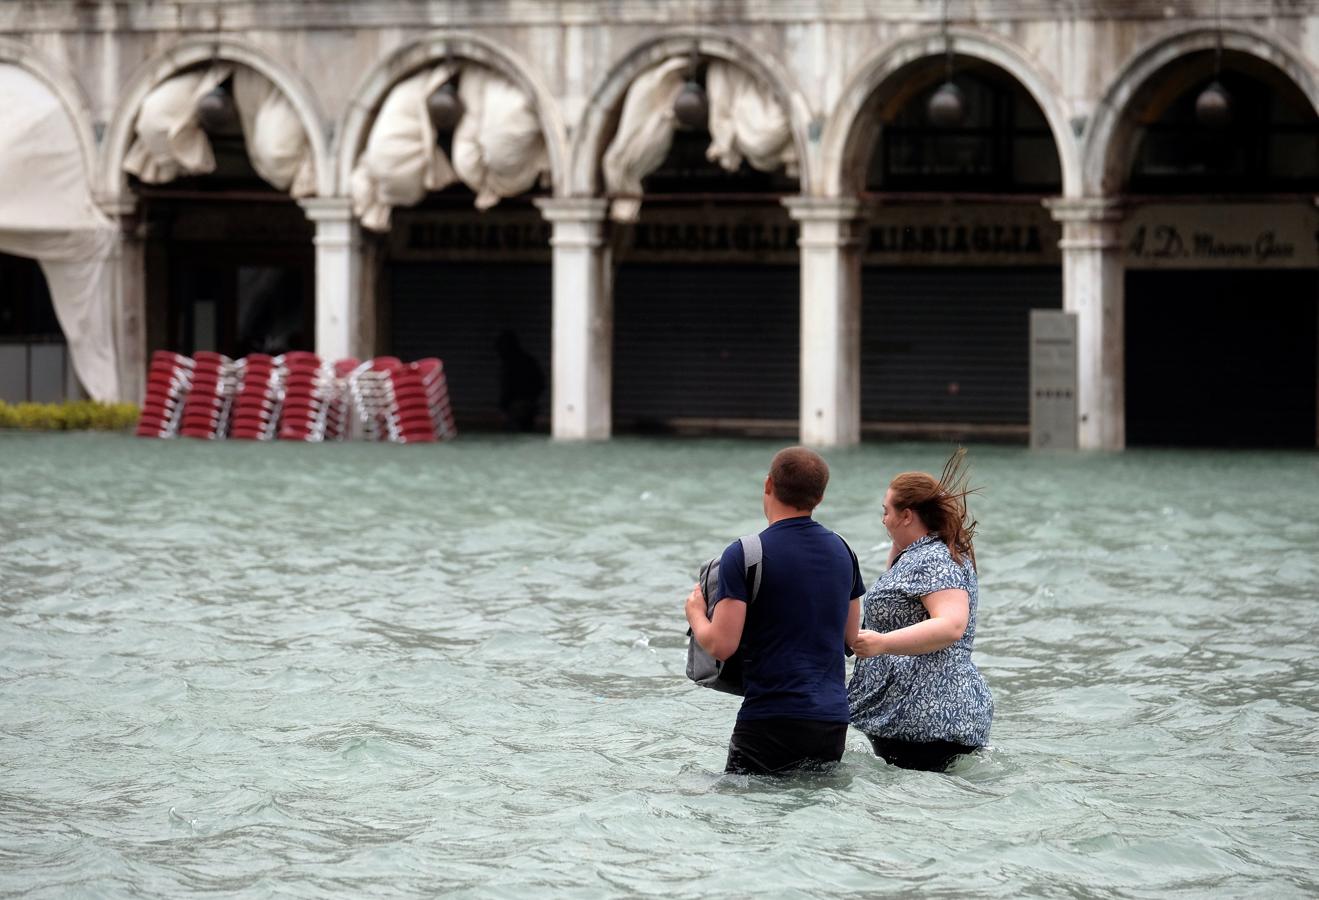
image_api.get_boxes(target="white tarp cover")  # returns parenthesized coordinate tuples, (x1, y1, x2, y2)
(704, 60, 797, 177)
(350, 65, 458, 232)
(0, 64, 118, 401)
(450, 65, 551, 210)
(351, 64, 549, 230)
(602, 58, 797, 222)
(233, 68, 317, 197)
(123, 65, 232, 183)
(124, 65, 317, 197)
(601, 57, 688, 223)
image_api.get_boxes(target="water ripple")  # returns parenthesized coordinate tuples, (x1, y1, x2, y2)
(2, 434, 1318, 897)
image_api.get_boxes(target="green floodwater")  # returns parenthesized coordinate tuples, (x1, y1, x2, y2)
(1, 432, 1317, 898)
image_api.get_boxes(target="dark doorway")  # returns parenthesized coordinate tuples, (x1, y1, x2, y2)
(1125, 269, 1318, 447)
(0, 252, 79, 402)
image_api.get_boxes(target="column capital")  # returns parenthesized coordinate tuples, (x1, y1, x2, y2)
(299, 196, 356, 223)
(781, 196, 864, 223)
(534, 197, 610, 224)
(1043, 196, 1125, 224)
(1045, 197, 1125, 251)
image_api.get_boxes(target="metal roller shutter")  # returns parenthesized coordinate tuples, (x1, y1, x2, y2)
(1126, 269, 1318, 448)
(613, 263, 799, 429)
(861, 267, 1062, 427)
(390, 261, 551, 427)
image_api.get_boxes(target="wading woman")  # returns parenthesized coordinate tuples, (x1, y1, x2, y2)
(847, 448, 993, 772)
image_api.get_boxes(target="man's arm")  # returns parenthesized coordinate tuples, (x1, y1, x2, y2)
(684, 584, 747, 661)
(844, 597, 861, 651)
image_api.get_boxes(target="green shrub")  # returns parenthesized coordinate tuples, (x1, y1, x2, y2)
(0, 400, 141, 431)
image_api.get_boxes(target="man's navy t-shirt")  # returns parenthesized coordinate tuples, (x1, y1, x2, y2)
(716, 516, 864, 723)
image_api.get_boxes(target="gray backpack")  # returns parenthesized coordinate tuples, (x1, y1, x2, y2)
(685, 534, 762, 695)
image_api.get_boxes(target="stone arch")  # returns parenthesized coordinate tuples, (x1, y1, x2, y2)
(0, 37, 99, 192)
(98, 36, 333, 204)
(336, 31, 568, 199)
(820, 27, 1080, 198)
(568, 30, 814, 197)
(1083, 25, 1319, 196)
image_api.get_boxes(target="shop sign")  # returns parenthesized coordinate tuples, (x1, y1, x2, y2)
(391, 211, 551, 261)
(1123, 204, 1319, 269)
(391, 204, 1064, 267)
(862, 205, 1060, 267)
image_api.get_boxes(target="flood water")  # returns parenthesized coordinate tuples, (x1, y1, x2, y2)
(2, 433, 1317, 898)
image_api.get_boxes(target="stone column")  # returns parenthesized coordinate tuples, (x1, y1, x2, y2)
(300, 197, 363, 362)
(783, 197, 864, 447)
(535, 197, 612, 440)
(1046, 197, 1126, 450)
(102, 198, 146, 405)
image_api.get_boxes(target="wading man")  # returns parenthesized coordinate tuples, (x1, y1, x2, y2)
(684, 447, 863, 775)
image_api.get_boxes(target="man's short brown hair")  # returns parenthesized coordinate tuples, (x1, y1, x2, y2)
(769, 446, 829, 510)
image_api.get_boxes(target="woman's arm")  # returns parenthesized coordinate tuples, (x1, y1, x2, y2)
(850, 589, 970, 658)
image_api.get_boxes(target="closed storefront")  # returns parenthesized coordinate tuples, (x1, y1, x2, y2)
(614, 260, 798, 430)
(384, 202, 552, 430)
(611, 200, 800, 431)
(1123, 204, 1319, 448)
(862, 265, 1061, 430)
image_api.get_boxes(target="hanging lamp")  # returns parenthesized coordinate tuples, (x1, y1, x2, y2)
(428, 52, 465, 134)
(673, 44, 708, 130)
(196, 80, 239, 135)
(1195, 0, 1232, 127)
(927, 0, 965, 128)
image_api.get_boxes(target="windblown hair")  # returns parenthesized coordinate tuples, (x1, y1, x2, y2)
(888, 447, 979, 569)
(769, 446, 829, 511)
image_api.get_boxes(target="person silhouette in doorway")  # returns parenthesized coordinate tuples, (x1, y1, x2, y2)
(496, 329, 544, 432)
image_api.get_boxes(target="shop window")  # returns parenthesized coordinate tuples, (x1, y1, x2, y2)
(870, 68, 1061, 193)
(1129, 69, 1319, 194)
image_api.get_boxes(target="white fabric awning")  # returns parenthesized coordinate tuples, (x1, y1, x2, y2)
(350, 65, 458, 232)
(451, 66, 551, 210)
(601, 57, 689, 224)
(0, 64, 118, 401)
(704, 61, 797, 177)
(233, 68, 317, 198)
(124, 65, 232, 184)
(124, 64, 317, 197)
(602, 58, 796, 222)
(351, 63, 551, 231)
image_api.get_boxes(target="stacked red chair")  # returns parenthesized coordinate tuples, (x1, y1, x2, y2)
(179, 351, 237, 439)
(345, 357, 402, 442)
(277, 352, 335, 441)
(387, 358, 457, 442)
(135, 350, 194, 438)
(415, 358, 456, 440)
(325, 358, 360, 440)
(229, 354, 285, 440)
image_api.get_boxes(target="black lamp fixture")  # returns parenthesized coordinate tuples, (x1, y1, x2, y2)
(927, 0, 965, 128)
(196, 79, 240, 135)
(673, 44, 709, 130)
(427, 52, 465, 133)
(1195, 0, 1232, 128)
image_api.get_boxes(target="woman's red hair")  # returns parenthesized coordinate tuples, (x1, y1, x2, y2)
(889, 447, 979, 569)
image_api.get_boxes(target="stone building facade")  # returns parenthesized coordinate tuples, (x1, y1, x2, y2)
(1, 0, 1316, 448)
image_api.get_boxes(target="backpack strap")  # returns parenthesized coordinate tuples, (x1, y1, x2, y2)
(738, 533, 763, 604)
